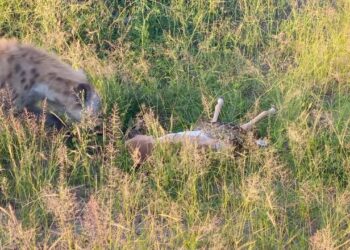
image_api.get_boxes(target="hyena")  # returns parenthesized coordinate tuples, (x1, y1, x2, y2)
(0, 38, 101, 128)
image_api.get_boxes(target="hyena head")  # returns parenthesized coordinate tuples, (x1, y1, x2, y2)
(67, 81, 101, 122)
(33, 77, 101, 123)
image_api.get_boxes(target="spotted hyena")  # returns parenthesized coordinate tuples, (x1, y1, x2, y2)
(0, 38, 101, 128)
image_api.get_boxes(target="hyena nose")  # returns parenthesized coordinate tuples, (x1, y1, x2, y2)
(87, 92, 101, 116)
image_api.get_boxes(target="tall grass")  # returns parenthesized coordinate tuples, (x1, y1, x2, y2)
(0, 0, 349, 248)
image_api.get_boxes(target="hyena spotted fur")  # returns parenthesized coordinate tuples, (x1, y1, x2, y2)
(0, 38, 101, 128)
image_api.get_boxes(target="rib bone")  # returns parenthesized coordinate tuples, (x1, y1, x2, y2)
(240, 107, 276, 131)
(211, 98, 224, 123)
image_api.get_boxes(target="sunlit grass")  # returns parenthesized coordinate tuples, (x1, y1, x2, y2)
(0, 0, 349, 248)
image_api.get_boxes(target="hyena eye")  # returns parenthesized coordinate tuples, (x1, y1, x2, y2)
(74, 83, 90, 103)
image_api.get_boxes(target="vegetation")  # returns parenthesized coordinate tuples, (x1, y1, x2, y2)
(0, 0, 349, 248)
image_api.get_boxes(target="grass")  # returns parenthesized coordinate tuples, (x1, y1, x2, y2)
(0, 0, 349, 248)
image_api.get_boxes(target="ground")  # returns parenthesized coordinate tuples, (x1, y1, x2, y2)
(0, 0, 349, 249)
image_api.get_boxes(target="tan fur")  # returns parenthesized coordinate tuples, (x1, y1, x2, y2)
(0, 38, 100, 124)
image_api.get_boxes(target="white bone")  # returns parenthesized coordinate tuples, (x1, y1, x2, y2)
(240, 107, 276, 131)
(211, 97, 224, 123)
(158, 130, 226, 150)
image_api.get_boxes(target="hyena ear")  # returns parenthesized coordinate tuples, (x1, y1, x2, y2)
(74, 83, 91, 101)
